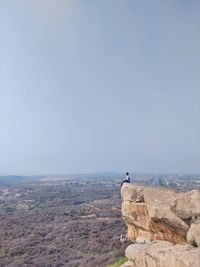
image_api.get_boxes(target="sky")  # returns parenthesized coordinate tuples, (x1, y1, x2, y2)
(0, 0, 200, 175)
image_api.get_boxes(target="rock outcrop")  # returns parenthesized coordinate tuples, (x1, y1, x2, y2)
(171, 189, 200, 220)
(121, 183, 200, 267)
(125, 241, 200, 267)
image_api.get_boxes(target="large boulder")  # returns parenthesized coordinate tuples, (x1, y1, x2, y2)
(121, 184, 200, 267)
(121, 183, 188, 244)
(171, 189, 200, 220)
(121, 184, 144, 203)
(124, 241, 200, 267)
(144, 187, 188, 243)
(121, 201, 151, 243)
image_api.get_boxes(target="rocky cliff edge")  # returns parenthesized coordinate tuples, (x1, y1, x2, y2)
(121, 183, 200, 267)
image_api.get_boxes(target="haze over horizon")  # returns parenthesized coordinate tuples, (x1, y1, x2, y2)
(0, 1, 200, 175)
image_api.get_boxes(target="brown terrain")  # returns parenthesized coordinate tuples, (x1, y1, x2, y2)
(0, 177, 130, 267)
(0, 174, 200, 267)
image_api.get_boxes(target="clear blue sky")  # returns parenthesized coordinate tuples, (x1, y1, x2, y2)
(0, 0, 199, 175)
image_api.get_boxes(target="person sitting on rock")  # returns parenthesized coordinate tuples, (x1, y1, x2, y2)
(121, 172, 131, 186)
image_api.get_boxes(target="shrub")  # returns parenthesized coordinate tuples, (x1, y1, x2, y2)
(107, 256, 128, 267)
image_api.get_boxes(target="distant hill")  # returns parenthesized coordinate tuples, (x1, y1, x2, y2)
(0, 175, 40, 187)
(0, 175, 24, 186)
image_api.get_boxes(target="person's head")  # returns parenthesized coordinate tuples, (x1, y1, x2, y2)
(126, 172, 129, 176)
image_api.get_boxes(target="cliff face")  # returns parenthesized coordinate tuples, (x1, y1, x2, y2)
(121, 183, 200, 267)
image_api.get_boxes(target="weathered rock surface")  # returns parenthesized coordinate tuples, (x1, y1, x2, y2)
(121, 183, 200, 267)
(121, 184, 144, 203)
(187, 222, 200, 247)
(125, 241, 200, 267)
(171, 189, 200, 220)
(121, 183, 192, 244)
(144, 186, 188, 244)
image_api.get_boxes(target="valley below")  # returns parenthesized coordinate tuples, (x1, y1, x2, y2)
(0, 175, 129, 267)
(0, 173, 199, 267)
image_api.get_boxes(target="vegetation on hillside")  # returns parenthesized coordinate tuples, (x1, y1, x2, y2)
(108, 256, 128, 267)
(0, 178, 130, 266)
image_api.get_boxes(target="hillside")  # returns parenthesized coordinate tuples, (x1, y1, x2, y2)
(0, 178, 129, 267)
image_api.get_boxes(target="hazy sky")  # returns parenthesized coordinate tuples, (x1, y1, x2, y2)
(0, 1, 200, 175)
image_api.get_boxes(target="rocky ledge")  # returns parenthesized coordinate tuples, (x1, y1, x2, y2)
(121, 183, 200, 267)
